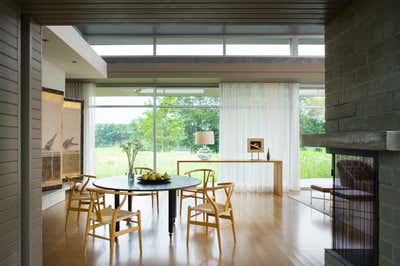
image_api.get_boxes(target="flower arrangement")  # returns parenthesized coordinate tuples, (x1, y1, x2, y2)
(121, 139, 142, 178)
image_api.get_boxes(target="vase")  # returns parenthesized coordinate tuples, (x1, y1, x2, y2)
(128, 169, 134, 180)
(267, 148, 271, 161)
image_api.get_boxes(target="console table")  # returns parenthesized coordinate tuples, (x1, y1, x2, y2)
(177, 160, 283, 196)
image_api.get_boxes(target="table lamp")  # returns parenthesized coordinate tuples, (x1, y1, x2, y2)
(195, 131, 214, 160)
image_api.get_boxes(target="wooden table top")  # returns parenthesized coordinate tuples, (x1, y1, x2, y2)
(93, 175, 201, 192)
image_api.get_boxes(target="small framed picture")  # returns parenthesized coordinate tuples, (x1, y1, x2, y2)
(247, 138, 264, 153)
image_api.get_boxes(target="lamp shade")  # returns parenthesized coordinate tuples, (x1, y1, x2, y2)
(195, 131, 214, 145)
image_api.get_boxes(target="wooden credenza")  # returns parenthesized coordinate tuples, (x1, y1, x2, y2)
(177, 159, 283, 196)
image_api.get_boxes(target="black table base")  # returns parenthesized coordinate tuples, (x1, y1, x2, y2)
(114, 190, 177, 236)
(168, 189, 177, 238)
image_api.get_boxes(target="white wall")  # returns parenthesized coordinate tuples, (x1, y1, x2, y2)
(42, 58, 66, 92)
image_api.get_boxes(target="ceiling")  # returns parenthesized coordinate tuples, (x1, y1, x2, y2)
(18, 0, 351, 25)
(42, 26, 106, 79)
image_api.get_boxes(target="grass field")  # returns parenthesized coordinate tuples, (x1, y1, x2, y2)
(95, 147, 331, 179)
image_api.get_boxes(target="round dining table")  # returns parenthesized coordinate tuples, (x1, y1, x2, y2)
(93, 175, 201, 237)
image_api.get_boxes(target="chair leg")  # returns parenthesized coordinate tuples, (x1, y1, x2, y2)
(109, 226, 115, 266)
(137, 211, 143, 254)
(186, 207, 191, 247)
(83, 214, 91, 255)
(77, 202, 81, 222)
(156, 192, 159, 215)
(92, 220, 95, 235)
(151, 193, 154, 209)
(194, 192, 197, 206)
(179, 193, 183, 217)
(102, 195, 106, 208)
(205, 214, 209, 236)
(65, 193, 72, 232)
(230, 210, 237, 243)
(215, 216, 222, 254)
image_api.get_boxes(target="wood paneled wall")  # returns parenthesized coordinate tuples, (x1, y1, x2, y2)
(0, 3, 22, 265)
(21, 15, 42, 266)
(0, 2, 43, 265)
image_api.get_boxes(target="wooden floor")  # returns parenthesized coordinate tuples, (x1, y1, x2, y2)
(43, 192, 331, 266)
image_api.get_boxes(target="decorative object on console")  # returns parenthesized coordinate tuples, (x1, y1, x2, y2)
(247, 138, 264, 153)
(247, 138, 264, 160)
(267, 148, 271, 161)
(121, 139, 142, 179)
(195, 131, 214, 160)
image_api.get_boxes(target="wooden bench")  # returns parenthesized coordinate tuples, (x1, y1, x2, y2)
(310, 185, 333, 212)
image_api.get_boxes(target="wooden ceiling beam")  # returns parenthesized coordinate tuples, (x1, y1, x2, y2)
(18, 0, 351, 25)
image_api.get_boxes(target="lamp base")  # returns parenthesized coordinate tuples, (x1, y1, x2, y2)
(197, 145, 212, 160)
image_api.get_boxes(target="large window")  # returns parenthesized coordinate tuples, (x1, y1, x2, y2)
(298, 38, 325, 56)
(156, 38, 223, 56)
(90, 36, 324, 57)
(94, 87, 220, 178)
(299, 87, 330, 179)
(225, 37, 291, 56)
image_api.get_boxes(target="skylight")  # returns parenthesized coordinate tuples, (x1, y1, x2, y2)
(91, 45, 153, 56)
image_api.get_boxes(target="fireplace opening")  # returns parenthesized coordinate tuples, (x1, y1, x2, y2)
(329, 148, 379, 266)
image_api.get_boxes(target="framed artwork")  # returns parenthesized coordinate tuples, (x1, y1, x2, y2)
(62, 98, 83, 178)
(247, 138, 264, 153)
(41, 89, 64, 190)
(41, 88, 84, 191)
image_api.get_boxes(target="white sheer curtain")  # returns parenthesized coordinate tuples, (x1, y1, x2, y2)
(82, 83, 96, 175)
(219, 83, 300, 192)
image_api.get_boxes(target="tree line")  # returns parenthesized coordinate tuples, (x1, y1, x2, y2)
(95, 95, 324, 152)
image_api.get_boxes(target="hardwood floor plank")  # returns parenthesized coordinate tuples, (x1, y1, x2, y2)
(43, 192, 331, 266)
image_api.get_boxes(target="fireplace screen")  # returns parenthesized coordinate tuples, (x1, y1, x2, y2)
(331, 149, 378, 266)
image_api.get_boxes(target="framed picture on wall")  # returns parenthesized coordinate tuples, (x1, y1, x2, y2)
(247, 138, 264, 153)
(62, 98, 83, 178)
(41, 89, 64, 190)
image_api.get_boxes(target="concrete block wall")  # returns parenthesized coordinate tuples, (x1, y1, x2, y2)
(325, 0, 400, 265)
(325, 0, 400, 133)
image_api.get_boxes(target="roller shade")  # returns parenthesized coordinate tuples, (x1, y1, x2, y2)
(87, 35, 153, 45)
(225, 37, 290, 45)
(298, 38, 324, 45)
(156, 37, 223, 45)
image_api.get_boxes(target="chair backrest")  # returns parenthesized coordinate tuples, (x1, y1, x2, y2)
(66, 174, 96, 193)
(205, 182, 234, 214)
(87, 188, 134, 224)
(184, 169, 215, 187)
(133, 167, 153, 175)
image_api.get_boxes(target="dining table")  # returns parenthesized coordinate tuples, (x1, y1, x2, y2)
(93, 175, 201, 237)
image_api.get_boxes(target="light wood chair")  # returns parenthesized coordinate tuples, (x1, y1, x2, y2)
(186, 182, 236, 254)
(65, 174, 106, 232)
(83, 188, 142, 266)
(131, 167, 159, 214)
(179, 169, 215, 217)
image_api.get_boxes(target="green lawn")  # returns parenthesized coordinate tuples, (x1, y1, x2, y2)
(95, 147, 331, 179)
(300, 148, 331, 179)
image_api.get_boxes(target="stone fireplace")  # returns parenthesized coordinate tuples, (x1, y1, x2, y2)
(303, 131, 400, 265)
(312, 0, 400, 264)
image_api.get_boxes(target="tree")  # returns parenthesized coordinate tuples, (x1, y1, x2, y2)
(95, 95, 220, 152)
(95, 121, 140, 147)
